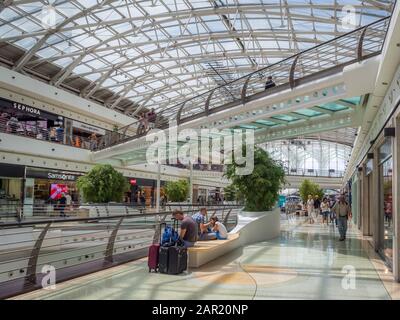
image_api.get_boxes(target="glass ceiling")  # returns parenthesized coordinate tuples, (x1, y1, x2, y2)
(0, 0, 393, 117)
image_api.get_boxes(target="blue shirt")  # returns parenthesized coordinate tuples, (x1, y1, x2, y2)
(192, 212, 205, 235)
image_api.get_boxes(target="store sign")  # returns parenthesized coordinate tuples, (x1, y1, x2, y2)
(47, 172, 76, 181)
(13, 102, 42, 116)
(0, 98, 61, 121)
(130, 179, 137, 185)
(26, 168, 81, 181)
(72, 120, 106, 135)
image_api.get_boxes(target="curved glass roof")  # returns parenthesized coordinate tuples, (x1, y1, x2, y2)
(0, 0, 393, 117)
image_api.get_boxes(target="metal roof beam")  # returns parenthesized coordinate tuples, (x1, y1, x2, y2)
(12, 0, 120, 72)
(1, 4, 385, 42)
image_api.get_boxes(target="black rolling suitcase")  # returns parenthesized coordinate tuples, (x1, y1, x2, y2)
(158, 246, 169, 274)
(159, 219, 188, 275)
(166, 246, 187, 274)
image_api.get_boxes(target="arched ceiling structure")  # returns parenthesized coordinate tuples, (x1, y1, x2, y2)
(0, 0, 394, 117)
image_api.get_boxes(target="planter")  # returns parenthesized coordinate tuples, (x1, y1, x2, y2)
(229, 207, 280, 245)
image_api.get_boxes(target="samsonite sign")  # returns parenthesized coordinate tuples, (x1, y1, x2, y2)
(26, 167, 82, 181)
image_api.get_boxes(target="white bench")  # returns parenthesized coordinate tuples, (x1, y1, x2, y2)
(187, 207, 280, 268)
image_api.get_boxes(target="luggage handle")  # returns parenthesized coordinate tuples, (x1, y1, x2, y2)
(159, 222, 167, 244)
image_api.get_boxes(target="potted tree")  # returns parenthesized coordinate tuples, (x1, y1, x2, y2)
(164, 179, 189, 210)
(225, 147, 285, 243)
(77, 164, 130, 217)
(299, 179, 324, 204)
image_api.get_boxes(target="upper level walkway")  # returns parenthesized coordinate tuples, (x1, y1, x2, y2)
(91, 17, 391, 166)
(10, 217, 400, 300)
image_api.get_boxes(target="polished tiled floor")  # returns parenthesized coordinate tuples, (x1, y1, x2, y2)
(11, 217, 400, 300)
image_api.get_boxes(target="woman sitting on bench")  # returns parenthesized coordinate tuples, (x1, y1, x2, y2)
(210, 216, 228, 240)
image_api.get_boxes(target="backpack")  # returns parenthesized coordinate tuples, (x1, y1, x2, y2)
(161, 225, 179, 246)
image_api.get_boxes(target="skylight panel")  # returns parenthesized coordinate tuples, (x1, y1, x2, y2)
(73, 64, 92, 74)
(85, 72, 101, 81)
(74, 34, 100, 47)
(0, 8, 21, 21)
(127, 68, 146, 77)
(11, 18, 42, 33)
(78, 0, 102, 9)
(0, 24, 20, 38)
(102, 78, 117, 87)
(113, 23, 134, 33)
(189, 0, 210, 9)
(205, 21, 227, 33)
(14, 37, 37, 50)
(85, 58, 108, 69)
(56, 3, 81, 18)
(162, 26, 183, 37)
(36, 46, 59, 58)
(53, 57, 74, 68)
(219, 41, 242, 51)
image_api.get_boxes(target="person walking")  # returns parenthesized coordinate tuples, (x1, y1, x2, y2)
(265, 76, 276, 90)
(90, 133, 98, 151)
(332, 195, 351, 241)
(306, 195, 314, 223)
(65, 192, 72, 212)
(313, 195, 321, 224)
(320, 198, 330, 226)
(58, 193, 67, 217)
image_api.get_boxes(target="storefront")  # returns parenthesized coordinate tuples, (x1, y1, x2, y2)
(1, 97, 111, 149)
(0, 97, 64, 142)
(0, 164, 25, 215)
(24, 167, 83, 213)
(127, 177, 166, 206)
(64, 119, 108, 149)
(378, 137, 393, 267)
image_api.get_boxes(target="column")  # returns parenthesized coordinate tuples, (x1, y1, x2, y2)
(357, 169, 363, 231)
(23, 178, 35, 217)
(372, 148, 380, 251)
(156, 162, 161, 211)
(393, 117, 400, 281)
(189, 161, 193, 204)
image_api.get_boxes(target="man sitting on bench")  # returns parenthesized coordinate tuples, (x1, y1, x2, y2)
(192, 207, 217, 240)
(172, 209, 198, 248)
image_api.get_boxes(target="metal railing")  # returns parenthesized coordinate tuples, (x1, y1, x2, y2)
(0, 203, 148, 223)
(0, 204, 241, 299)
(0, 202, 242, 222)
(97, 16, 391, 150)
(0, 118, 107, 151)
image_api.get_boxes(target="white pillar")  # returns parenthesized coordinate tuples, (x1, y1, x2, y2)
(189, 161, 193, 204)
(156, 162, 161, 211)
(393, 118, 400, 281)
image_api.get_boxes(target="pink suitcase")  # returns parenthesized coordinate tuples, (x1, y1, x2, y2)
(148, 243, 160, 272)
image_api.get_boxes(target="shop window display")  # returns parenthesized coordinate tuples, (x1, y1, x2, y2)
(382, 158, 393, 262)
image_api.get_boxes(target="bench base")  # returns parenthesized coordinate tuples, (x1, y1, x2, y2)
(187, 208, 280, 268)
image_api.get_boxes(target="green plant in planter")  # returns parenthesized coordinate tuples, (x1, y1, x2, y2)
(77, 164, 129, 203)
(164, 179, 189, 202)
(225, 147, 286, 211)
(223, 184, 237, 201)
(299, 179, 324, 203)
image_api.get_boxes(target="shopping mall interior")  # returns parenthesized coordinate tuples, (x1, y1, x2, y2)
(0, 0, 400, 301)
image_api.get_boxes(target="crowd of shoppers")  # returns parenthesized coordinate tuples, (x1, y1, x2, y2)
(304, 193, 351, 241)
